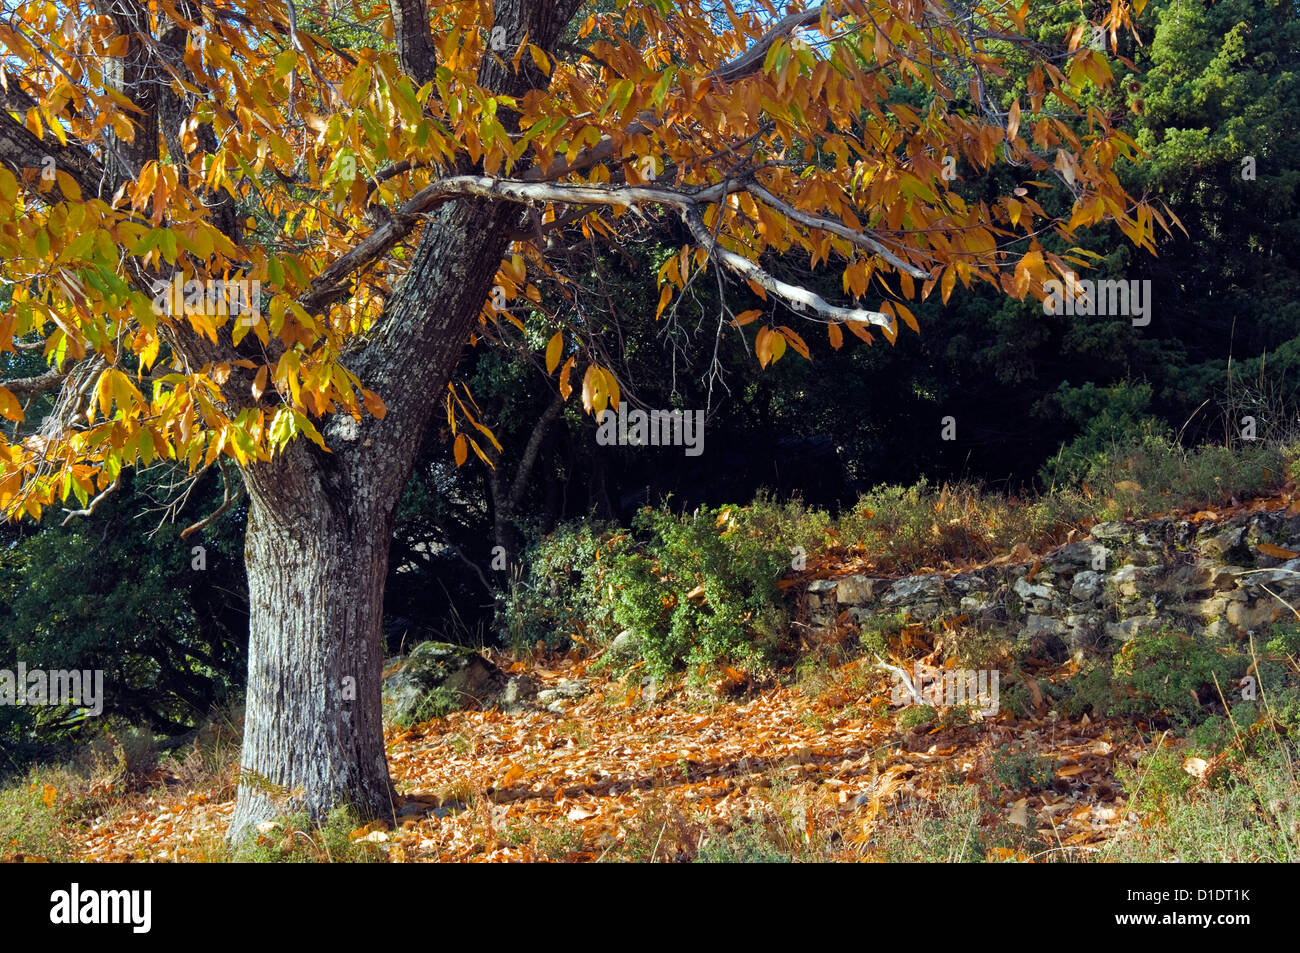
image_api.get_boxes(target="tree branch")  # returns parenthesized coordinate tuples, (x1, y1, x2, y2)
(61, 478, 119, 526)
(682, 204, 891, 327)
(745, 181, 928, 279)
(3, 367, 68, 397)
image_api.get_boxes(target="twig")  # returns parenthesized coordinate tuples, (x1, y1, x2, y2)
(61, 478, 119, 525)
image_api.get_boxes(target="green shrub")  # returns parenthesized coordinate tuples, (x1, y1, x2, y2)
(989, 742, 1055, 795)
(897, 705, 936, 731)
(505, 503, 796, 678)
(1110, 740, 1300, 862)
(1110, 628, 1246, 727)
(501, 520, 627, 652)
(695, 821, 796, 863)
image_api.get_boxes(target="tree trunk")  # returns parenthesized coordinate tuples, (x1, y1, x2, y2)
(226, 198, 524, 843)
(224, 0, 586, 845)
(228, 447, 397, 840)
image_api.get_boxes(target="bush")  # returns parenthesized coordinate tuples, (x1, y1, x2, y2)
(1110, 628, 1246, 727)
(504, 502, 798, 678)
(501, 520, 627, 652)
(1110, 732, 1300, 862)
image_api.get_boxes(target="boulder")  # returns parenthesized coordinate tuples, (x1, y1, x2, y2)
(382, 641, 507, 725)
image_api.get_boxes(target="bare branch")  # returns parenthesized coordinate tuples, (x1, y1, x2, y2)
(682, 205, 890, 327)
(744, 181, 928, 279)
(180, 459, 244, 539)
(61, 478, 119, 526)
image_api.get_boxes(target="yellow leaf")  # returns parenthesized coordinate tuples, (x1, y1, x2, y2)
(0, 386, 23, 422)
(755, 326, 774, 368)
(655, 284, 673, 319)
(453, 434, 468, 466)
(362, 389, 387, 420)
(545, 330, 563, 374)
(601, 367, 620, 411)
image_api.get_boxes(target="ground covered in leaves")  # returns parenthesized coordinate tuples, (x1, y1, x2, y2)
(53, 649, 1164, 863)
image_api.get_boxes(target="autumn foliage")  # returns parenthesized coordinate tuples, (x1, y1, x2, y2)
(1, 0, 1166, 515)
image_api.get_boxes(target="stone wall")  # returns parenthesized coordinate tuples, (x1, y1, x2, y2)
(800, 505, 1300, 654)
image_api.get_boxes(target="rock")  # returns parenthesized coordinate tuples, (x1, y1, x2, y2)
(1070, 570, 1104, 602)
(501, 674, 540, 708)
(882, 574, 947, 606)
(607, 628, 642, 663)
(1023, 613, 1067, 639)
(1238, 559, 1300, 589)
(1091, 521, 1135, 542)
(1104, 616, 1158, 642)
(537, 678, 591, 711)
(1111, 564, 1161, 599)
(807, 578, 840, 613)
(1201, 525, 1247, 561)
(1013, 575, 1053, 604)
(1045, 541, 1105, 571)
(837, 575, 889, 605)
(381, 641, 506, 725)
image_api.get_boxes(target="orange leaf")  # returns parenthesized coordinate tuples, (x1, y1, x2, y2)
(558, 355, 575, 399)
(1257, 542, 1300, 559)
(453, 434, 468, 466)
(545, 330, 563, 374)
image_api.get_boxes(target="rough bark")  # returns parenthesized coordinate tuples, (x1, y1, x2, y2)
(232, 442, 397, 833)
(227, 0, 586, 841)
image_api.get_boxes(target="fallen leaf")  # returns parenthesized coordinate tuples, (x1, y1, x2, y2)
(1008, 798, 1029, 827)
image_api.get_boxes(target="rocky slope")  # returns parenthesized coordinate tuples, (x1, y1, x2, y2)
(801, 499, 1300, 655)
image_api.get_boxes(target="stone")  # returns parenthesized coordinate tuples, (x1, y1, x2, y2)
(607, 628, 642, 663)
(1201, 525, 1247, 560)
(537, 678, 591, 711)
(1013, 575, 1052, 604)
(381, 641, 507, 725)
(1044, 541, 1103, 571)
(1091, 521, 1135, 542)
(1023, 613, 1067, 638)
(1111, 564, 1160, 599)
(500, 674, 540, 708)
(1104, 616, 1158, 642)
(882, 574, 947, 606)
(1070, 570, 1104, 602)
(837, 575, 889, 605)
